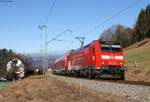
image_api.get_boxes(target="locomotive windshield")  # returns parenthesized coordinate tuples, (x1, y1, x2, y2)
(111, 47, 122, 52)
(101, 44, 122, 52)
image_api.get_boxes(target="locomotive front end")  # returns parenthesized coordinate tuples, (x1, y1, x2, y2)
(95, 41, 127, 79)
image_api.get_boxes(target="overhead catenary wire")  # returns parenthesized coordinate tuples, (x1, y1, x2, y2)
(88, 0, 114, 22)
(53, 39, 74, 43)
(40, 0, 76, 44)
(47, 29, 73, 44)
(43, 0, 57, 25)
(84, 0, 143, 36)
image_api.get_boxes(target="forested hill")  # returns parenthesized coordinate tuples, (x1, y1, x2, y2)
(100, 5, 150, 48)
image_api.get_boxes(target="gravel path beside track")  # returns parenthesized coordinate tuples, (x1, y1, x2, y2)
(49, 74, 150, 102)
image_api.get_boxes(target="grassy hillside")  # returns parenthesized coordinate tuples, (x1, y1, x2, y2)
(124, 39, 150, 82)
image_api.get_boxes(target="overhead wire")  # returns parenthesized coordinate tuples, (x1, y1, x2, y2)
(84, 0, 143, 36)
(43, 0, 57, 25)
(89, 0, 114, 22)
(41, 0, 74, 40)
(47, 29, 73, 44)
(43, 0, 76, 41)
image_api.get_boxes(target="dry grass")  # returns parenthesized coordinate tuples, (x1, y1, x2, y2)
(125, 39, 150, 82)
(0, 76, 135, 102)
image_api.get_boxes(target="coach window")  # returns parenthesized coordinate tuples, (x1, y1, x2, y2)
(92, 47, 95, 52)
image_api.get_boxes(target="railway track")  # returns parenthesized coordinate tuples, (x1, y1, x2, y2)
(108, 80, 150, 87)
(93, 79, 150, 87)
(52, 74, 150, 87)
(29, 73, 150, 86)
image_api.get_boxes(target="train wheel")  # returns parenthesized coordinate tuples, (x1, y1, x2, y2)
(76, 71, 80, 77)
(120, 74, 125, 80)
(88, 73, 92, 79)
(68, 71, 73, 77)
(73, 71, 77, 77)
(88, 72, 94, 79)
(120, 72, 125, 80)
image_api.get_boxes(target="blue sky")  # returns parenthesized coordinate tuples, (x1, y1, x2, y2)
(0, 0, 149, 54)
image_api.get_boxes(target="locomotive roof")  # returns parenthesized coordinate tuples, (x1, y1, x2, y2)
(68, 41, 95, 54)
(66, 40, 121, 54)
(100, 40, 120, 45)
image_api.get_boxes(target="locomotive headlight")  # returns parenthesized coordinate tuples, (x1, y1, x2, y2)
(101, 55, 110, 59)
(102, 61, 107, 64)
(118, 62, 123, 64)
(115, 56, 124, 60)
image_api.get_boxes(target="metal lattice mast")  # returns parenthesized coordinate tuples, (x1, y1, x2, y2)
(44, 26, 48, 74)
(39, 25, 48, 75)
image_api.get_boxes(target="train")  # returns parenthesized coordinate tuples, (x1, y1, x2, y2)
(51, 40, 127, 80)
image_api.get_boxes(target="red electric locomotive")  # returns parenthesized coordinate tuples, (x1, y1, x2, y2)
(51, 40, 127, 80)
